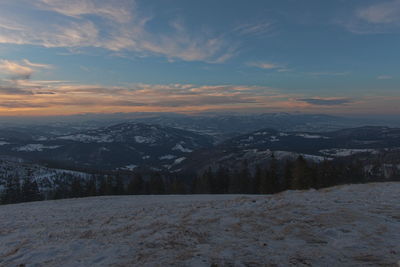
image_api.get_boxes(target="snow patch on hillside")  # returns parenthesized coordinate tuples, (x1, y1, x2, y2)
(0, 183, 399, 266)
(320, 148, 378, 157)
(57, 134, 113, 143)
(14, 144, 61, 152)
(296, 133, 329, 139)
(173, 157, 186, 165)
(172, 143, 193, 153)
(134, 136, 155, 144)
(121, 164, 137, 171)
(159, 154, 177, 160)
(273, 151, 332, 162)
(270, 136, 280, 142)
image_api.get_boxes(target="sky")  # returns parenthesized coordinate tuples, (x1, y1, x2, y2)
(0, 0, 399, 116)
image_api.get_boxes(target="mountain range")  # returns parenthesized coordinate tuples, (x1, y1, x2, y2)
(0, 118, 400, 173)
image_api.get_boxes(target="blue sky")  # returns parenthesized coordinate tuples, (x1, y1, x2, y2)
(0, 0, 399, 116)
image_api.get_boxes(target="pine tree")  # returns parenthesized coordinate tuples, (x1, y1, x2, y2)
(239, 161, 251, 194)
(282, 160, 293, 191)
(98, 176, 107, 196)
(253, 165, 263, 194)
(194, 168, 212, 194)
(104, 176, 115, 195)
(259, 155, 279, 194)
(228, 169, 241, 194)
(85, 175, 98, 197)
(228, 161, 250, 194)
(149, 172, 165, 194)
(215, 166, 230, 194)
(2, 176, 21, 204)
(291, 156, 313, 190)
(114, 174, 125, 195)
(170, 176, 186, 194)
(127, 173, 144, 195)
(21, 177, 42, 202)
(70, 177, 83, 198)
(269, 154, 280, 193)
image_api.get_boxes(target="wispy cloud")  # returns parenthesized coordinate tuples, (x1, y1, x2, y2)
(0, 0, 236, 63)
(341, 0, 400, 34)
(0, 59, 52, 80)
(22, 59, 53, 69)
(0, 77, 304, 114)
(36, 0, 134, 23)
(247, 61, 287, 72)
(0, 76, 396, 115)
(377, 75, 393, 80)
(0, 60, 34, 80)
(357, 0, 400, 24)
(234, 22, 273, 37)
(308, 71, 350, 77)
(297, 97, 353, 106)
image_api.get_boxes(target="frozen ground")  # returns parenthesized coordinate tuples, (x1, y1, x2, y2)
(0, 183, 399, 267)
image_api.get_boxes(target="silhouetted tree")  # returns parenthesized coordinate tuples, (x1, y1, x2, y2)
(21, 177, 42, 202)
(114, 174, 125, 195)
(127, 173, 144, 195)
(85, 175, 98, 197)
(70, 177, 83, 198)
(169, 175, 186, 194)
(193, 168, 213, 194)
(213, 166, 230, 194)
(282, 160, 293, 191)
(291, 156, 313, 190)
(253, 164, 263, 194)
(149, 172, 165, 194)
(2, 176, 21, 204)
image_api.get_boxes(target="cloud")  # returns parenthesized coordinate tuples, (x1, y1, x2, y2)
(0, 79, 396, 115)
(0, 1, 236, 63)
(308, 71, 350, 77)
(0, 59, 52, 80)
(247, 61, 286, 71)
(0, 101, 48, 108)
(0, 60, 34, 80)
(0, 80, 293, 113)
(357, 0, 400, 24)
(377, 75, 393, 80)
(23, 60, 53, 69)
(297, 98, 353, 106)
(0, 85, 34, 95)
(341, 0, 400, 34)
(234, 22, 273, 37)
(36, 0, 133, 23)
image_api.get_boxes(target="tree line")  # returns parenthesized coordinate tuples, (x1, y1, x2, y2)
(1, 155, 398, 205)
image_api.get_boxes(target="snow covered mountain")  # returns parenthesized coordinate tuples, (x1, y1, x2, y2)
(131, 113, 374, 142)
(1, 122, 400, 173)
(3, 113, 387, 142)
(223, 126, 400, 151)
(0, 182, 399, 266)
(176, 126, 400, 172)
(0, 123, 213, 170)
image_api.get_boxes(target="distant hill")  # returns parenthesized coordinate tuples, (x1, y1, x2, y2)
(0, 123, 213, 170)
(175, 126, 400, 173)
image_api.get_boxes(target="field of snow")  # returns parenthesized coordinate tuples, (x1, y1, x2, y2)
(1, 183, 399, 266)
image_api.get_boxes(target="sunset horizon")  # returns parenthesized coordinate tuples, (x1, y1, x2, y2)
(1, 0, 399, 116)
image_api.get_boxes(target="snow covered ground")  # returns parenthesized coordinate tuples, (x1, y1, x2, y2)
(0, 183, 399, 266)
